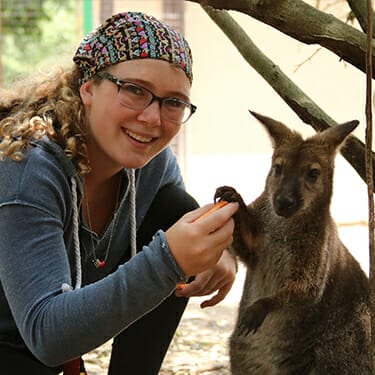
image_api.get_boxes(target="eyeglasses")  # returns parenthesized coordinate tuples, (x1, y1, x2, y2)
(96, 71, 197, 124)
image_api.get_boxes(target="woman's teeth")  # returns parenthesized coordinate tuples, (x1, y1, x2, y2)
(126, 130, 153, 143)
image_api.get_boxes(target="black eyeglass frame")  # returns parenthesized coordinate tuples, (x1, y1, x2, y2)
(96, 71, 197, 124)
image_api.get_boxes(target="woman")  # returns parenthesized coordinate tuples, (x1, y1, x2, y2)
(0, 11, 238, 374)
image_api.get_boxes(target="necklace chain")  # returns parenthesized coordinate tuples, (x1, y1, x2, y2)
(84, 178, 121, 269)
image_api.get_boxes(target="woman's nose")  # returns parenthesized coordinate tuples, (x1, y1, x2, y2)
(137, 100, 162, 126)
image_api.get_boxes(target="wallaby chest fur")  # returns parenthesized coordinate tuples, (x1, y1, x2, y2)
(215, 112, 371, 375)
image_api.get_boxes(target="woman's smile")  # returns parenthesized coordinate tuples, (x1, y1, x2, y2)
(124, 128, 155, 144)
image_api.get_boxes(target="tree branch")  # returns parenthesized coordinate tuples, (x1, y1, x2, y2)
(346, 0, 375, 37)
(186, 0, 375, 78)
(198, 5, 375, 185)
(364, 0, 375, 362)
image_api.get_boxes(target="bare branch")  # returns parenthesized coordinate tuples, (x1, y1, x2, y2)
(346, 0, 375, 36)
(293, 47, 322, 73)
(199, 5, 375, 184)
(364, 0, 375, 363)
(186, 0, 375, 78)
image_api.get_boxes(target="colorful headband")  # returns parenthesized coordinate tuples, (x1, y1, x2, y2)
(73, 11, 193, 84)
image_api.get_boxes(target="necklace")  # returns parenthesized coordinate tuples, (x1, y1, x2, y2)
(84, 178, 121, 269)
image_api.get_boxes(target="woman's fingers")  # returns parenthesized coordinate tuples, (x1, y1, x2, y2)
(165, 202, 238, 277)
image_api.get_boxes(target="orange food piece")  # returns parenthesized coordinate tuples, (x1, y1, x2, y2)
(194, 200, 228, 222)
(176, 201, 229, 291)
(176, 283, 188, 291)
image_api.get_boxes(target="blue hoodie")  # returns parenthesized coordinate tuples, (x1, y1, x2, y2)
(0, 138, 187, 366)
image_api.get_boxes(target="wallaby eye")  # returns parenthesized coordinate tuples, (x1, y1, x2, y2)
(273, 163, 282, 176)
(307, 168, 320, 183)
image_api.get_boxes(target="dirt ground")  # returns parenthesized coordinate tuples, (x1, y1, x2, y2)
(82, 299, 237, 375)
(82, 267, 246, 375)
(160, 300, 236, 374)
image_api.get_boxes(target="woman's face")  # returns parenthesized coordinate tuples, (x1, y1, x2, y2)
(80, 59, 192, 174)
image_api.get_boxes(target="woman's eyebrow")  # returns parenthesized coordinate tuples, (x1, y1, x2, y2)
(119, 77, 191, 101)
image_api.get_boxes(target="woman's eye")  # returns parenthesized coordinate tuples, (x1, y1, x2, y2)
(122, 83, 144, 96)
(165, 98, 186, 109)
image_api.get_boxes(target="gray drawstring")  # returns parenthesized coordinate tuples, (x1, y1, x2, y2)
(62, 171, 137, 293)
(70, 177, 82, 289)
(61, 177, 82, 293)
(128, 169, 137, 258)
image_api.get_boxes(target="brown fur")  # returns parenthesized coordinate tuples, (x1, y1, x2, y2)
(215, 112, 371, 374)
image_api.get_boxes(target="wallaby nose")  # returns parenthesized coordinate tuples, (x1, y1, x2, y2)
(274, 194, 299, 218)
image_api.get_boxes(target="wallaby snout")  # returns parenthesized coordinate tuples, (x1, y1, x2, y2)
(273, 190, 300, 217)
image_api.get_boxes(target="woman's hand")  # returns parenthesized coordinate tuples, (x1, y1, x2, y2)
(165, 202, 238, 278)
(175, 249, 237, 308)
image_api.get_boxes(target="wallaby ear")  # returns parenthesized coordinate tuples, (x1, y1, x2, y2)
(320, 120, 359, 150)
(249, 110, 297, 147)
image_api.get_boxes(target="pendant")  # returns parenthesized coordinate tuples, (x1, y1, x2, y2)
(63, 357, 87, 375)
(93, 259, 106, 268)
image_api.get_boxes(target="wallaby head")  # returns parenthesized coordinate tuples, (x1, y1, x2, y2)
(249, 111, 359, 218)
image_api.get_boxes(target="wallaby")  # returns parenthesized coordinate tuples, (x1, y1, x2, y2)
(215, 112, 371, 375)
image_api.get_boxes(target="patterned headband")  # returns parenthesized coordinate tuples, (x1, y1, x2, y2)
(73, 11, 193, 84)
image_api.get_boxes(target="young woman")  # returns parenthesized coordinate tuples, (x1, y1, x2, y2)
(0, 11, 238, 374)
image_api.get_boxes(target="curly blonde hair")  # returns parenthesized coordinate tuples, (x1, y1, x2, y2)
(0, 65, 91, 175)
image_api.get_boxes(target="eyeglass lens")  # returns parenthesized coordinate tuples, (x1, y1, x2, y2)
(118, 83, 192, 124)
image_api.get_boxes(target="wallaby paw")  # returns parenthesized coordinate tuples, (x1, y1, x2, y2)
(215, 186, 246, 207)
(239, 300, 271, 336)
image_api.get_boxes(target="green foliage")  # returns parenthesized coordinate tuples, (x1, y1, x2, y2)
(0, 0, 72, 36)
(1, 0, 79, 85)
(1, 0, 49, 36)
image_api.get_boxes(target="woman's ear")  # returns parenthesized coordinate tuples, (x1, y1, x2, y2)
(80, 80, 94, 106)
